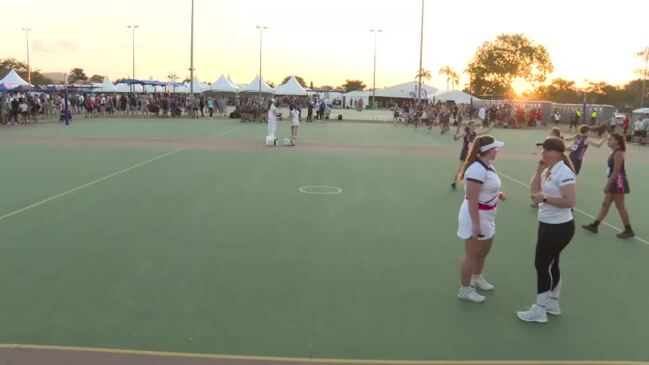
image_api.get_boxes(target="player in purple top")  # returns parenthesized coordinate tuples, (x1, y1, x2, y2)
(452, 121, 493, 190)
(582, 133, 635, 239)
(563, 125, 607, 175)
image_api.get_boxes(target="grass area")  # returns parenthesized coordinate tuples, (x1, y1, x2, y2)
(0, 118, 648, 361)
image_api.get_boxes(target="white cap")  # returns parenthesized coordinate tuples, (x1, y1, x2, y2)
(271, 98, 277, 103)
(480, 140, 505, 153)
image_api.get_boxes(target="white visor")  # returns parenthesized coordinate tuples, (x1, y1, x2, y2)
(480, 140, 505, 153)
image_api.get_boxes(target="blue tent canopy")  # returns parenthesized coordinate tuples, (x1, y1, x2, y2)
(143, 80, 167, 86)
(0, 84, 12, 92)
(120, 79, 146, 85)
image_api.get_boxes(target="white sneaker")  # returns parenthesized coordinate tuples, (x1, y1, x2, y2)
(517, 304, 548, 323)
(471, 275, 494, 291)
(545, 299, 561, 316)
(457, 287, 485, 303)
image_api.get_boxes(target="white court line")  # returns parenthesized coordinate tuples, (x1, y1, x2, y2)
(0, 125, 241, 222)
(0, 148, 183, 222)
(498, 171, 649, 246)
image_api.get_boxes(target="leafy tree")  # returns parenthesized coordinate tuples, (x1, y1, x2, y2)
(466, 33, 553, 98)
(0, 57, 52, 85)
(89, 74, 104, 83)
(341, 79, 366, 91)
(68, 67, 88, 84)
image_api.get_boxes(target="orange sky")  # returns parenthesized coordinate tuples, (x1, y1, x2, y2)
(1, 0, 646, 90)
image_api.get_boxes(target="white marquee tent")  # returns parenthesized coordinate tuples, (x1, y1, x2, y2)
(375, 81, 438, 100)
(239, 75, 275, 94)
(96, 77, 117, 93)
(433, 89, 479, 104)
(210, 74, 239, 93)
(0, 69, 29, 88)
(274, 75, 308, 96)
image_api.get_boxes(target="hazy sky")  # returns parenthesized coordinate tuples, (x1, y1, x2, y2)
(2, 0, 646, 90)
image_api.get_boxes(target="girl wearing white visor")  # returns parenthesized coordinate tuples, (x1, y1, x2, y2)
(457, 136, 507, 303)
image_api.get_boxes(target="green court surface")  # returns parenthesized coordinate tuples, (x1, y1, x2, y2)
(0, 118, 648, 363)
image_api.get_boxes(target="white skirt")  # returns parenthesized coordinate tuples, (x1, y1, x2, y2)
(457, 199, 497, 241)
(291, 119, 300, 126)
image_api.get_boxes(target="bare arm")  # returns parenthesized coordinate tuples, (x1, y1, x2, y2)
(477, 123, 494, 136)
(564, 135, 576, 142)
(530, 161, 546, 194)
(588, 136, 607, 148)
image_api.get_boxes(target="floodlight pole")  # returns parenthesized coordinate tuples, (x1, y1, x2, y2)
(417, 0, 424, 104)
(22, 28, 32, 84)
(127, 25, 139, 93)
(370, 29, 382, 109)
(257, 26, 268, 102)
(190, 0, 195, 98)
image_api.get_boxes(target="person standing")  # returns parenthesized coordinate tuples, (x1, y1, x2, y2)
(456, 136, 506, 303)
(290, 105, 300, 142)
(517, 137, 577, 323)
(563, 125, 607, 175)
(207, 96, 215, 118)
(267, 98, 278, 139)
(582, 133, 635, 239)
(307, 100, 314, 122)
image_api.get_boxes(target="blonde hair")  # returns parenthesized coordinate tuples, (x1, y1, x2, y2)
(459, 135, 495, 181)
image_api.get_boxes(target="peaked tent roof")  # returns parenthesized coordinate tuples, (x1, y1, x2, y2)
(0, 69, 29, 87)
(184, 76, 207, 93)
(433, 89, 479, 104)
(98, 77, 117, 93)
(274, 76, 308, 96)
(375, 81, 438, 100)
(210, 74, 239, 93)
(239, 75, 275, 94)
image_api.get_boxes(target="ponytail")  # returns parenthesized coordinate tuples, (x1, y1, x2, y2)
(560, 153, 576, 174)
(459, 135, 495, 181)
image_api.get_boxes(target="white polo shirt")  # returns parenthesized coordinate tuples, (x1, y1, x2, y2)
(464, 159, 501, 206)
(539, 161, 576, 224)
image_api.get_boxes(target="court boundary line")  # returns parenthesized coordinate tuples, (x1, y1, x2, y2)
(497, 171, 649, 246)
(0, 344, 646, 365)
(0, 126, 240, 223)
(0, 148, 184, 222)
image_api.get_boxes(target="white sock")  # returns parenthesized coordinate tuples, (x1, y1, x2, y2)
(536, 291, 550, 308)
(471, 274, 483, 281)
(551, 279, 562, 300)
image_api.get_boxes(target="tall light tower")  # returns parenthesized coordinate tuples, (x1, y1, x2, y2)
(370, 29, 382, 109)
(22, 27, 32, 84)
(256, 25, 268, 102)
(189, 0, 195, 97)
(127, 25, 139, 92)
(417, 0, 425, 104)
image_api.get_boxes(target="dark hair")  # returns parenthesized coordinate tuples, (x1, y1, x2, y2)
(459, 135, 495, 180)
(610, 133, 626, 152)
(579, 125, 590, 134)
(542, 137, 576, 173)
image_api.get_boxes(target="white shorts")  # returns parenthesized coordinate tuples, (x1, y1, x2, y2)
(291, 120, 300, 127)
(457, 199, 497, 241)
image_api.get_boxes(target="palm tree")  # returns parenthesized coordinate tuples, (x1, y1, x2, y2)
(439, 66, 460, 91)
(415, 68, 432, 81)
